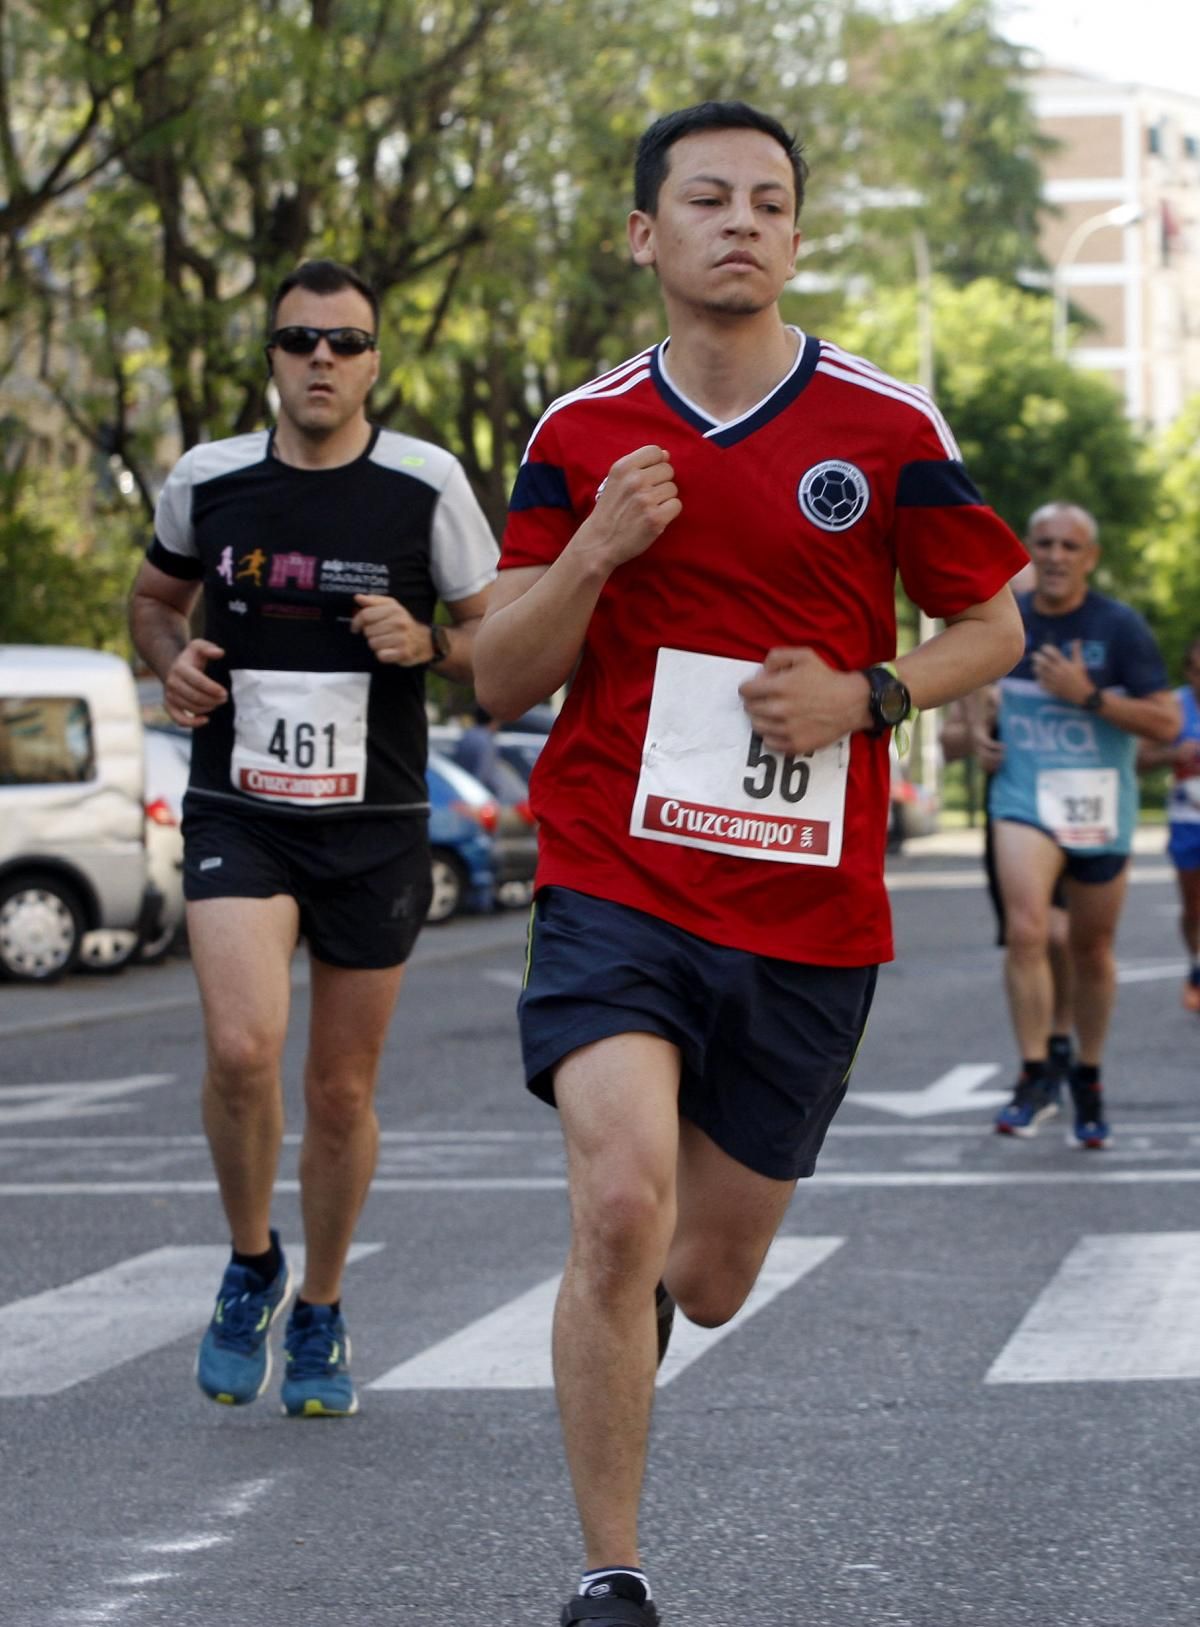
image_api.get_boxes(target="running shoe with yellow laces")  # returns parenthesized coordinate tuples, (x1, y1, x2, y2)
(195, 1234, 293, 1406)
(281, 1302, 358, 1417)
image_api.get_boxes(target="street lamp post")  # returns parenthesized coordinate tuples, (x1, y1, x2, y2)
(1052, 202, 1142, 360)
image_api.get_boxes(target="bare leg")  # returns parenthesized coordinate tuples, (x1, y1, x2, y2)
(1047, 905, 1074, 1038)
(666, 1118, 796, 1327)
(553, 1033, 681, 1570)
(992, 822, 1068, 1061)
(297, 956, 406, 1304)
(1062, 871, 1128, 1067)
(1178, 867, 1200, 957)
(188, 896, 299, 1253)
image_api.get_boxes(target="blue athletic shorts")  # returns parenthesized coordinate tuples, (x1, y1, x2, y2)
(182, 795, 432, 969)
(519, 886, 877, 1182)
(1168, 823, 1200, 873)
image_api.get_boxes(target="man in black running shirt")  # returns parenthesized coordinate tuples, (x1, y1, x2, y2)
(130, 260, 498, 1417)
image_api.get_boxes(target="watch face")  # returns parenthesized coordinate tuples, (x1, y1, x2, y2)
(880, 682, 908, 724)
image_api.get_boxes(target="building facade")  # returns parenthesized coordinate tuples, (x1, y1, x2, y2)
(1033, 66, 1200, 425)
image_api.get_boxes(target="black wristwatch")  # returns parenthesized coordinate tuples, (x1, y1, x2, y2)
(427, 624, 451, 667)
(863, 664, 912, 736)
(1082, 687, 1104, 713)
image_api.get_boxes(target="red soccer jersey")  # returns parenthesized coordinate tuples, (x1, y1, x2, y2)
(500, 331, 1026, 964)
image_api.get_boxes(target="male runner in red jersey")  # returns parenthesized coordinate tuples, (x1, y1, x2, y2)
(474, 102, 1027, 1627)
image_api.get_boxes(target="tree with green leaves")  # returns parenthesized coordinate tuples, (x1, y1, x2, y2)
(835, 277, 1158, 586)
(1132, 396, 1200, 677)
(3, 0, 1062, 534)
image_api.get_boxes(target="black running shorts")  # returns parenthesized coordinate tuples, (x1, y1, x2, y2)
(519, 886, 877, 1182)
(181, 796, 433, 969)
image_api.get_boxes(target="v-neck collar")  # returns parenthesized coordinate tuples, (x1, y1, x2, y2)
(650, 326, 821, 447)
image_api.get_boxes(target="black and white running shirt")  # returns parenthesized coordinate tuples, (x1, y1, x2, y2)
(147, 427, 498, 818)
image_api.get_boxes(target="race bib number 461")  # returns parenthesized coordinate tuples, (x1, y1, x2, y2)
(230, 669, 369, 807)
(630, 647, 849, 867)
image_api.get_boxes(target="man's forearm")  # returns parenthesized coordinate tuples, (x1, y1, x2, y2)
(474, 551, 613, 721)
(1085, 689, 1181, 743)
(129, 593, 191, 683)
(894, 591, 1025, 712)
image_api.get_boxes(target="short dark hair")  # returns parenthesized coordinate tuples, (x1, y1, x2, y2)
(634, 101, 808, 219)
(268, 259, 379, 333)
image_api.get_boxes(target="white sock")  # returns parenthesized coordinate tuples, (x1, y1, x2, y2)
(579, 1567, 652, 1602)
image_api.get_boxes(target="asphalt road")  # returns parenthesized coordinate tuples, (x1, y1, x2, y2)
(2, 833, 1197, 1627)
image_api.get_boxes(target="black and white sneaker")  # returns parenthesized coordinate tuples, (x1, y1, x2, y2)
(562, 1574, 660, 1626)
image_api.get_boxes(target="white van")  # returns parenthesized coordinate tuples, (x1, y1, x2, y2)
(0, 646, 152, 982)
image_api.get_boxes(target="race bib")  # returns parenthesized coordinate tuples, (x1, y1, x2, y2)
(230, 669, 369, 807)
(630, 647, 849, 867)
(1036, 767, 1118, 848)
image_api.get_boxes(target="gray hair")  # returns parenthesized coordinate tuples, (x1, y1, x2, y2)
(1026, 501, 1098, 545)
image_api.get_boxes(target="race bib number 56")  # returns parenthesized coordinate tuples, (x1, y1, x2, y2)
(230, 669, 368, 807)
(630, 647, 849, 866)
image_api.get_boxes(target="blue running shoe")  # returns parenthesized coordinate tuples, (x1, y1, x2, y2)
(195, 1235, 292, 1406)
(281, 1304, 358, 1417)
(1069, 1083, 1112, 1150)
(994, 1074, 1060, 1137)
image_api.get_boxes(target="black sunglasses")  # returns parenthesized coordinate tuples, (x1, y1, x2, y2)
(268, 325, 378, 357)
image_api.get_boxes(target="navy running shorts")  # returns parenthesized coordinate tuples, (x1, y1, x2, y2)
(1061, 850, 1128, 885)
(181, 795, 433, 969)
(519, 886, 878, 1182)
(996, 817, 1128, 886)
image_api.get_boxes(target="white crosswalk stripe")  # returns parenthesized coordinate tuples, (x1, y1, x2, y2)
(0, 1242, 380, 1397)
(3, 1233, 1200, 1400)
(986, 1232, 1200, 1384)
(370, 1236, 844, 1390)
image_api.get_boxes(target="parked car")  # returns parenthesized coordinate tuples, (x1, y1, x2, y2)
(429, 724, 541, 907)
(426, 750, 499, 923)
(73, 724, 190, 971)
(0, 645, 155, 982)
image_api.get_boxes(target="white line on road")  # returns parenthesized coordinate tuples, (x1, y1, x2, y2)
(3, 1123, 1199, 1149)
(369, 1235, 843, 1390)
(986, 1232, 1200, 1383)
(0, 1243, 380, 1397)
(5, 1169, 1200, 1197)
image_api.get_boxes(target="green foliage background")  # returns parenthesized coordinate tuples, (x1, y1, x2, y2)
(1, 0, 1196, 680)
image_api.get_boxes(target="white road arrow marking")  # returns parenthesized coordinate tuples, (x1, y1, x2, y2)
(0, 1074, 175, 1126)
(851, 1063, 1007, 1120)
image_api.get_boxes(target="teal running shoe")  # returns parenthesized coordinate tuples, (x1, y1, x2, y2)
(281, 1304, 358, 1418)
(195, 1234, 292, 1406)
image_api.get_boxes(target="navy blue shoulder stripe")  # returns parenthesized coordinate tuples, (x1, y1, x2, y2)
(509, 461, 571, 514)
(896, 460, 982, 508)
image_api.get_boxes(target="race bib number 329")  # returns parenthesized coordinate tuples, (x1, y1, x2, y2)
(230, 669, 369, 807)
(630, 647, 849, 867)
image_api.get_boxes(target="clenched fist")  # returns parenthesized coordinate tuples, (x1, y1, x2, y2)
(164, 639, 228, 729)
(351, 595, 433, 665)
(579, 445, 681, 570)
